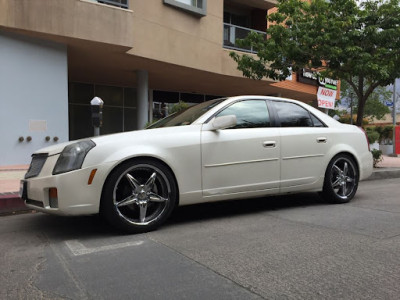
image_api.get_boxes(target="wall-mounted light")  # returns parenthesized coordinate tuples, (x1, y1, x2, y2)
(53, 136, 59, 142)
(18, 136, 24, 142)
(45, 136, 51, 142)
(26, 136, 32, 142)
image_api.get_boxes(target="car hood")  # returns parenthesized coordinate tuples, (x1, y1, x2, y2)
(33, 126, 201, 156)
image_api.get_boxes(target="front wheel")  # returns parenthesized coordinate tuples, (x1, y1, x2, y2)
(101, 159, 177, 233)
(321, 154, 359, 204)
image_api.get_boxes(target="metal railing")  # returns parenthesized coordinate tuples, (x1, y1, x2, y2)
(223, 23, 266, 53)
(97, 0, 129, 9)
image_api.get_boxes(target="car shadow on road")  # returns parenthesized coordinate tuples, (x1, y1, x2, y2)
(167, 192, 325, 226)
(24, 192, 326, 238)
(26, 213, 120, 239)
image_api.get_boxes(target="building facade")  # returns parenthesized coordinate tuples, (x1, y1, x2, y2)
(1, 0, 324, 166)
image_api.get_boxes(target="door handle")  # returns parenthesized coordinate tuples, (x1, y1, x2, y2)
(317, 137, 327, 143)
(263, 141, 276, 148)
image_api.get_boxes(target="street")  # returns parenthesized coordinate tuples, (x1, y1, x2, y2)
(1, 178, 400, 300)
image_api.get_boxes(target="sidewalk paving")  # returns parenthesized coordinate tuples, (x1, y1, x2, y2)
(1, 155, 399, 215)
(0, 165, 29, 215)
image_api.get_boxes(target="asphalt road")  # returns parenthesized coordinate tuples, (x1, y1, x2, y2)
(1, 178, 400, 300)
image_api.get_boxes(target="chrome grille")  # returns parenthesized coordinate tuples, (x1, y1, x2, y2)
(25, 154, 48, 179)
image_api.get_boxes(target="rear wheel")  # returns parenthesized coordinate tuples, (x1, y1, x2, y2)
(101, 159, 177, 233)
(322, 154, 359, 204)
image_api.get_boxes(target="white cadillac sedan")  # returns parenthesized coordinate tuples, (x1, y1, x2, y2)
(21, 96, 373, 233)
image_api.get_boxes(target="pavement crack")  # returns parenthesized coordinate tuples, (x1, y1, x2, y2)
(147, 234, 267, 300)
(27, 255, 47, 299)
(48, 241, 92, 300)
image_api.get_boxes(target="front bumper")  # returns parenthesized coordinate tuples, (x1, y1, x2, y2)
(21, 154, 115, 216)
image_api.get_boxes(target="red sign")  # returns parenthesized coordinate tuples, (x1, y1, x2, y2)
(318, 99, 334, 109)
(317, 87, 337, 110)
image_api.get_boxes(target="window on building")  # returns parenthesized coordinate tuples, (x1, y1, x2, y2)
(223, 8, 266, 53)
(152, 90, 222, 121)
(97, 0, 129, 9)
(163, 0, 207, 16)
(216, 100, 270, 129)
(68, 83, 137, 140)
(224, 11, 249, 28)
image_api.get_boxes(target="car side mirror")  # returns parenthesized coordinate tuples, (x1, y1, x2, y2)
(205, 115, 237, 131)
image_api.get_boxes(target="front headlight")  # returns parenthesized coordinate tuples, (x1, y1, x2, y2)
(53, 140, 96, 175)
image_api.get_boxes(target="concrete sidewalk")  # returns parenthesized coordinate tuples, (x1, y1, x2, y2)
(1, 156, 400, 215)
(0, 165, 29, 215)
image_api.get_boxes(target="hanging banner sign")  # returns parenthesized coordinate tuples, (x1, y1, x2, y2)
(298, 69, 338, 89)
(317, 86, 337, 109)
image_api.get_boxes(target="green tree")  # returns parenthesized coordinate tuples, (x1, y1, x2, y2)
(341, 79, 391, 121)
(230, 0, 400, 126)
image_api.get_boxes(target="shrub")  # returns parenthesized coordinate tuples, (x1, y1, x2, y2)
(366, 130, 379, 144)
(365, 125, 394, 144)
(381, 125, 393, 142)
(170, 101, 189, 114)
(371, 149, 383, 168)
(339, 115, 369, 125)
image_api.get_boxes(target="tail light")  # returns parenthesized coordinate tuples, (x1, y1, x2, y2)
(359, 127, 370, 151)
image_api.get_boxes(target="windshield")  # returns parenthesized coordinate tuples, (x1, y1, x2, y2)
(147, 98, 226, 129)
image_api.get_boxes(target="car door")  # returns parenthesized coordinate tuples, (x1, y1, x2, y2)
(201, 99, 280, 199)
(271, 101, 331, 191)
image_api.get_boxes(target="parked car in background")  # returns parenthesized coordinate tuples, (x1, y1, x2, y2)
(20, 96, 373, 233)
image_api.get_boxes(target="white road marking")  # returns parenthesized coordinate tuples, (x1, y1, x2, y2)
(65, 239, 144, 256)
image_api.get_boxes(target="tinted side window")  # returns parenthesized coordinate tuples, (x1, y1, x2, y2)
(310, 114, 325, 127)
(273, 102, 313, 127)
(217, 100, 270, 129)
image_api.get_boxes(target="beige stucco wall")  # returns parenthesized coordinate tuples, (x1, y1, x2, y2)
(0, 0, 134, 47)
(2, 0, 318, 99)
(0, 0, 273, 79)
(128, 0, 248, 77)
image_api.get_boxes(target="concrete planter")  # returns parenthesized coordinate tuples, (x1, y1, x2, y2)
(380, 144, 393, 155)
(370, 142, 379, 151)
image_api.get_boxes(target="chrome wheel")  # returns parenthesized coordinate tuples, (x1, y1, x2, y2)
(113, 164, 170, 226)
(322, 154, 359, 203)
(101, 160, 177, 232)
(330, 157, 357, 200)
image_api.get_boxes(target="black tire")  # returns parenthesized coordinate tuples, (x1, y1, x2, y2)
(100, 159, 177, 233)
(321, 154, 359, 204)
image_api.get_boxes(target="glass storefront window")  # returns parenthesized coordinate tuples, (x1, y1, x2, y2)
(68, 83, 137, 140)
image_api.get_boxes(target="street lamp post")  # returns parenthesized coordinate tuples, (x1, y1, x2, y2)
(389, 80, 397, 157)
(350, 93, 353, 125)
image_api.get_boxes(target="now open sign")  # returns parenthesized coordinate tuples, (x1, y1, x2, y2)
(317, 87, 337, 109)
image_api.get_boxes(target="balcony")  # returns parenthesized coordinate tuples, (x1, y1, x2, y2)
(223, 23, 266, 53)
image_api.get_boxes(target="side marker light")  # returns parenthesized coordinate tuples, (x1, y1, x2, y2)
(88, 169, 97, 185)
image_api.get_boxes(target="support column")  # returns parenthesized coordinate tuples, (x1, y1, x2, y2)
(149, 89, 153, 123)
(136, 70, 149, 129)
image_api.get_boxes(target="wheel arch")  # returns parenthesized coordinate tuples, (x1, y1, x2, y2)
(99, 155, 180, 213)
(321, 150, 360, 203)
(327, 151, 360, 175)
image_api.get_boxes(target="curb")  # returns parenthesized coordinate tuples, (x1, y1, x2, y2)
(365, 168, 400, 181)
(0, 193, 31, 215)
(1, 168, 399, 215)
